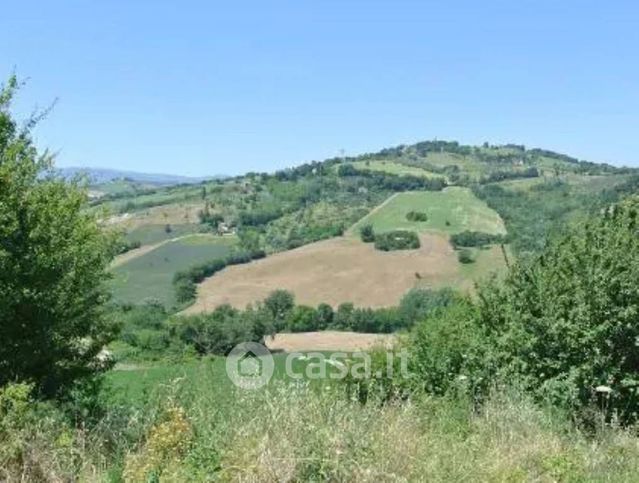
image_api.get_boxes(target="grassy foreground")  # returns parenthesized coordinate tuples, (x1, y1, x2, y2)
(5, 366, 639, 482)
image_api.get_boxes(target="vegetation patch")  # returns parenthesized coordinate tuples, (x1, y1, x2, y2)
(184, 234, 474, 312)
(173, 248, 266, 305)
(374, 230, 421, 251)
(351, 160, 444, 179)
(449, 230, 506, 248)
(406, 210, 428, 222)
(457, 249, 474, 264)
(111, 235, 236, 308)
(351, 187, 507, 236)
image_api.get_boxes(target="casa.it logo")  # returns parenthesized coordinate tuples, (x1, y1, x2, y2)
(226, 342, 274, 390)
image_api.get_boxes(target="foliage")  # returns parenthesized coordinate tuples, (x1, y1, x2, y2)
(172, 248, 266, 305)
(374, 230, 421, 251)
(410, 198, 639, 423)
(197, 202, 224, 228)
(0, 383, 80, 480)
(457, 249, 475, 264)
(410, 301, 489, 396)
(124, 402, 193, 481)
(115, 238, 142, 255)
(450, 230, 505, 248)
(0, 77, 117, 397)
(471, 176, 634, 256)
(406, 210, 428, 222)
(479, 167, 539, 183)
(359, 223, 375, 242)
(337, 164, 447, 191)
(475, 198, 639, 421)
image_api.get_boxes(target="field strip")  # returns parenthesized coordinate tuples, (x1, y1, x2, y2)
(111, 233, 212, 268)
(265, 331, 397, 352)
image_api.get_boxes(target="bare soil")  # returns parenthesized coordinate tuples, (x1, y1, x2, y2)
(184, 234, 460, 313)
(264, 331, 396, 352)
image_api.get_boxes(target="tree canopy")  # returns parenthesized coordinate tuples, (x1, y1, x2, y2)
(0, 77, 117, 397)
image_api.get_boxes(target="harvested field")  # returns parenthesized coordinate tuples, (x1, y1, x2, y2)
(265, 331, 396, 352)
(185, 234, 468, 313)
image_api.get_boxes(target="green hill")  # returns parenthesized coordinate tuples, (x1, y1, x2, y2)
(96, 140, 638, 310)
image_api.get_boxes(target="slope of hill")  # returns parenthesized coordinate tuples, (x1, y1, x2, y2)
(97, 139, 638, 312)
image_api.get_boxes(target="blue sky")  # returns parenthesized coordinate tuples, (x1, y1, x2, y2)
(2, 1, 637, 176)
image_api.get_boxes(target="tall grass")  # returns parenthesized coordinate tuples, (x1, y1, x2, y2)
(3, 378, 639, 481)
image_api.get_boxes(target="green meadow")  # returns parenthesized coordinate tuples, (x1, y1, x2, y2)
(351, 187, 506, 236)
(351, 160, 444, 179)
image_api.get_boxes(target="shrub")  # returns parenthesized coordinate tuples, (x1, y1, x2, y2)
(410, 301, 491, 396)
(406, 211, 428, 222)
(0, 383, 78, 480)
(115, 238, 142, 255)
(410, 198, 639, 424)
(450, 230, 505, 248)
(374, 230, 421, 251)
(457, 249, 474, 264)
(359, 224, 375, 243)
(173, 249, 266, 304)
(474, 198, 639, 422)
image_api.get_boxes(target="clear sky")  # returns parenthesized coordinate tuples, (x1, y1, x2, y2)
(2, 1, 637, 176)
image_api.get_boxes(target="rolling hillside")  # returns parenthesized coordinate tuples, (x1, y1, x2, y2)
(97, 140, 638, 313)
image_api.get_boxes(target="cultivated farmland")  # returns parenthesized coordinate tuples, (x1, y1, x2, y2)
(111, 234, 236, 307)
(184, 233, 506, 313)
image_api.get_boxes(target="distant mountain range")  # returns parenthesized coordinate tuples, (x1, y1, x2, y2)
(56, 167, 226, 186)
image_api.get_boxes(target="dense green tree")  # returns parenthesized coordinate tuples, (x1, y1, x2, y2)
(263, 290, 295, 329)
(0, 77, 117, 397)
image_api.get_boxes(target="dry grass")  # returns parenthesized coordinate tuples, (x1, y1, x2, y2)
(207, 385, 639, 482)
(185, 234, 461, 313)
(264, 331, 396, 352)
(5, 380, 639, 481)
(107, 202, 204, 230)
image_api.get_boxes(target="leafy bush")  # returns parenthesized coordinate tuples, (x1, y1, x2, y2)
(115, 238, 142, 255)
(450, 230, 505, 248)
(172, 249, 266, 304)
(0, 383, 78, 480)
(172, 304, 269, 355)
(474, 198, 639, 422)
(410, 198, 639, 423)
(359, 224, 375, 243)
(457, 249, 474, 264)
(374, 230, 421, 251)
(406, 211, 428, 222)
(410, 301, 490, 396)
